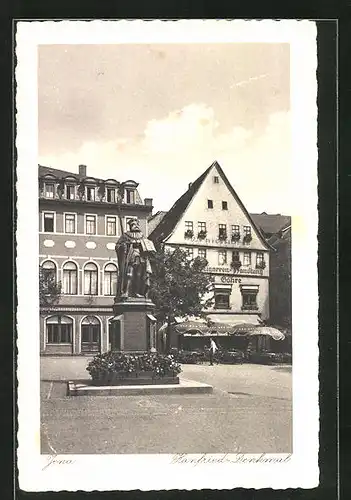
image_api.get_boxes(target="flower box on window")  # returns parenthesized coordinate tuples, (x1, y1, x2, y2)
(243, 234, 252, 243)
(184, 229, 194, 238)
(256, 261, 266, 270)
(230, 260, 242, 271)
(218, 232, 227, 241)
(231, 233, 240, 242)
(197, 230, 207, 239)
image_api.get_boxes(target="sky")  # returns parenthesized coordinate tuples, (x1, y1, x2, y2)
(38, 43, 291, 215)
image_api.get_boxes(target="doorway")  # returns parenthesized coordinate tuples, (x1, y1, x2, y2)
(81, 316, 101, 353)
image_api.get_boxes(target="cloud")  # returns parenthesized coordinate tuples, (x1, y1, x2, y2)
(39, 104, 291, 214)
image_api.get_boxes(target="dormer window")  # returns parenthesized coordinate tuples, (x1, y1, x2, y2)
(86, 186, 95, 201)
(126, 189, 135, 204)
(66, 185, 75, 200)
(106, 188, 116, 203)
(45, 183, 54, 198)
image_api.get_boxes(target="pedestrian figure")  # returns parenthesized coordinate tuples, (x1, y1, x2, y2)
(209, 337, 218, 366)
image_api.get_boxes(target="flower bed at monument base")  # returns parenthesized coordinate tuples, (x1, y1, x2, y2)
(86, 351, 182, 386)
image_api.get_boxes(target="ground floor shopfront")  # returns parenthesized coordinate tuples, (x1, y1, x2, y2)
(40, 307, 115, 355)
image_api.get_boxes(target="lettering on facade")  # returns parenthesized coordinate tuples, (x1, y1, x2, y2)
(220, 276, 242, 284)
(205, 266, 263, 276)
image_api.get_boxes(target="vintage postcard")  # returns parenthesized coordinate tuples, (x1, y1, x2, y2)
(16, 19, 319, 491)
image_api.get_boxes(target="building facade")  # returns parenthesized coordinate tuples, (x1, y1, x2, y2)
(39, 164, 153, 355)
(149, 161, 272, 346)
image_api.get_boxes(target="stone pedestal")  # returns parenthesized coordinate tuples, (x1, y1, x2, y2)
(111, 297, 157, 352)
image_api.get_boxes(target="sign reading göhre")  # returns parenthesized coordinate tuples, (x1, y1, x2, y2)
(205, 266, 264, 276)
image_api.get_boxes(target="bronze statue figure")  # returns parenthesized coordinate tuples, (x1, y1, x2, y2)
(115, 218, 156, 299)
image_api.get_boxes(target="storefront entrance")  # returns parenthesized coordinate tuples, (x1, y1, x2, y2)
(81, 316, 101, 353)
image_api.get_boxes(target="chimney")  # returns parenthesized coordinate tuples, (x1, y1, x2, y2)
(188, 182, 193, 189)
(144, 198, 153, 207)
(79, 164, 87, 177)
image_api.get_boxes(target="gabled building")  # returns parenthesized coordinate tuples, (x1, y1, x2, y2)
(39, 164, 153, 355)
(149, 161, 272, 333)
(250, 212, 291, 240)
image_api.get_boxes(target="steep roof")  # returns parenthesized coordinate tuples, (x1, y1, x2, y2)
(147, 211, 168, 234)
(149, 160, 272, 250)
(250, 213, 291, 236)
(148, 164, 213, 243)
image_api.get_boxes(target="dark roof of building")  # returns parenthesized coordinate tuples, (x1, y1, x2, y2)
(38, 164, 90, 180)
(149, 160, 272, 250)
(147, 211, 168, 234)
(250, 213, 291, 236)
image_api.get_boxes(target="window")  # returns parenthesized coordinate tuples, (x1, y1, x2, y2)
(185, 248, 194, 259)
(41, 260, 56, 284)
(232, 250, 240, 261)
(218, 224, 227, 239)
(43, 212, 55, 233)
(86, 186, 95, 201)
(185, 221, 193, 231)
(104, 263, 118, 296)
(62, 262, 77, 295)
(207, 199, 213, 209)
(46, 315, 73, 344)
(45, 183, 54, 198)
(198, 222, 206, 232)
(66, 185, 75, 200)
(198, 248, 207, 259)
(106, 188, 116, 203)
(126, 189, 135, 204)
(213, 176, 219, 184)
(64, 213, 76, 234)
(243, 226, 251, 236)
(240, 286, 259, 310)
(243, 252, 251, 266)
(215, 293, 230, 309)
(256, 252, 264, 267)
(106, 216, 117, 236)
(218, 250, 227, 265)
(232, 225, 240, 235)
(222, 201, 228, 210)
(84, 262, 98, 295)
(85, 215, 97, 235)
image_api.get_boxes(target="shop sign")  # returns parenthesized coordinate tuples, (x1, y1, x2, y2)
(205, 266, 263, 276)
(220, 276, 242, 284)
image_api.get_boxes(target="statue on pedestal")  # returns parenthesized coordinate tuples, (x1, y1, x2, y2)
(115, 218, 156, 300)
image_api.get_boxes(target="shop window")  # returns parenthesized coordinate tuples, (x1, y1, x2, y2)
(207, 199, 213, 209)
(45, 183, 54, 198)
(62, 262, 78, 295)
(240, 286, 259, 311)
(106, 188, 116, 203)
(215, 293, 230, 310)
(84, 262, 98, 295)
(104, 263, 118, 296)
(43, 212, 55, 233)
(46, 315, 73, 344)
(106, 216, 117, 236)
(85, 214, 97, 235)
(218, 250, 227, 265)
(222, 201, 228, 210)
(64, 213, 76, 234)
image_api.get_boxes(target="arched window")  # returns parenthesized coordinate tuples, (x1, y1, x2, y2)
(62, 262, 78, 295)
(46, 315, 73, 344)
(104, 263, 118, 296)
(41, 260, 56, 283)
(84, 262, 98, 295)
(81, 316, 101, 353)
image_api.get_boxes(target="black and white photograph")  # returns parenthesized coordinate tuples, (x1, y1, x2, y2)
(16, 20, 319, 491)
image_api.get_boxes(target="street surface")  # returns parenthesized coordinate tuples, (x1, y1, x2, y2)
(40, 357, 292, 455)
